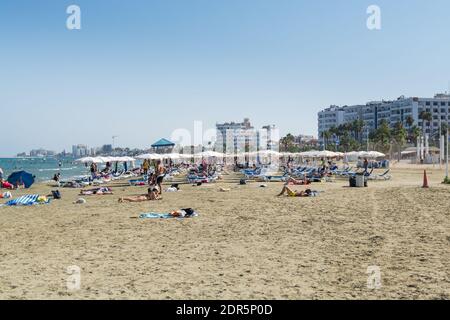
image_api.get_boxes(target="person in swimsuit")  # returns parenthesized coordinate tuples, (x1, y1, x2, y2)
(118, 187, 161, 202)
(277, 186, 317, 197)
(284, 177, 311, 186)
(80, 187, 113, 195)
(155, 160, 166, 194)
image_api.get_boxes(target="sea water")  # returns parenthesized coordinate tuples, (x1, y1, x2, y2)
(0, 157, 91, 182)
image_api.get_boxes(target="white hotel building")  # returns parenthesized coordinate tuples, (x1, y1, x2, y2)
(318, 93, 450, 143)
(215, 118, 278, 153)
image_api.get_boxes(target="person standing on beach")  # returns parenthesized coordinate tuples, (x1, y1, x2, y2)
(363, 157, 369, 174)
(0, 167, 4, 184)
(142, 159, 149, 175)
(155, 160, 166, 195)
(90, 162, 97, 178)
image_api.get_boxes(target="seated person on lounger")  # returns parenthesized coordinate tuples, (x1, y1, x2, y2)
(118, 186, 161, 203)
(80, 187, 113, 195)
(277, 186, 319, 197)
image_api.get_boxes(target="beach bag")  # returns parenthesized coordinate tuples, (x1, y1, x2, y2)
(51, 190, 62, 199)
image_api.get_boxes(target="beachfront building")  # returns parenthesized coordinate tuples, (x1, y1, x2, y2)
(215, 119, 279, 153)
(317, 93, 450, 142)
(72, 144, 89, 157)
(29, 149, 56, 157)
(215, 118, 255, 153)
(260, 125, 279, 151)
(317, 105, 345, 143)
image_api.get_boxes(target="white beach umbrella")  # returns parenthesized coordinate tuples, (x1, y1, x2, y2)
(313, 150, 336, 158)
(136, 153, 162, 160)
(366, 151, 385, 158)
(298, 150, 318, 157)
(255, 150, 281, 157)
(194, 151, 224, 158)
(76, 157, 102, 164)
(178, 153, 194, 159)
(97, 156, 115, 163)
(162, 153, 181, 160)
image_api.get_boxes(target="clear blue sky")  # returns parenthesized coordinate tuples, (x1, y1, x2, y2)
(1, 0, 450, 156)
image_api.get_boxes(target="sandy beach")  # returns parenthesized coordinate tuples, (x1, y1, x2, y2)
(0, 166, 449, 300)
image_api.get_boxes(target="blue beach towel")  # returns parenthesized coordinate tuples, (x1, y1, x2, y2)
(1, 194, 50, 206)
(139, 211, 198, 219)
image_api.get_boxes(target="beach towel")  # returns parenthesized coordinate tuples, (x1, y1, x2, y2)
(1, 194, 50, 206)
(139, 210, 198, 219)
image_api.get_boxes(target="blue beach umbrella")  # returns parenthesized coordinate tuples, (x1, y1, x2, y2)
(7, 171, 35, 188)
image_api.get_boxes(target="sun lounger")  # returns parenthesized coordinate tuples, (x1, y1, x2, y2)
(1, 194, 50, 206)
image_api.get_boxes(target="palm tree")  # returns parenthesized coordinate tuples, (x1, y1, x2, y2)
(391, 121, 408, 161)
(322, 130, 331, 150)
(405, 115, 414, 128)
(280, 133, 295, 152)
(372, 120, 391, 154)
(410, 125, 422, 146)
(351, 119, 365, 143)
(419, 110, 432, 137)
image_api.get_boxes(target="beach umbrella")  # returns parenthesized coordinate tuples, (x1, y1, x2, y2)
(362, 151, 385, 158)
(194, 151, 224, 158)
(345, 151, 360, 157)
(7, 171, 35, 188)
(96, 156, 114, 163)
(298, 150, 319, 157)
(136, 153, 162, 160)
(253, 150, 281, 157)
(76, 157, 97, 163)
(161, 153, 181, 160)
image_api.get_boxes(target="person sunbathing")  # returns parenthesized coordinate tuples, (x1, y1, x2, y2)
(168, 208, 195, 217)
(284, 177, 311, 185)
(1, 180, 15, 190)
(80, 187, 113, 195)
(118, 187, 161, 203)
(277, 186, 319, 197)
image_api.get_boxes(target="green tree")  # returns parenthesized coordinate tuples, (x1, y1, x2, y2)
(372, 120, 391, 154)
(405, 115, 414, 128)
(391, 121, 408, 161)
(280, 133, 295, 152)
(419, 110, 432, 137)
(322, 130, 331, 149)
(409, 125, 422, 146)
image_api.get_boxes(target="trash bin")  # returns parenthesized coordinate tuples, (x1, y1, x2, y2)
(355, 174, 365, 187)
(349, 176, 356, 187)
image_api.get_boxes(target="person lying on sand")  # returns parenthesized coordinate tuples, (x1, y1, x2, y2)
(284, 177, 311, 186)
(277, 186, 320, 197)
(118, 187, 161, 203)
(168, 208, 196, 217)
(80, 187, 113, 196)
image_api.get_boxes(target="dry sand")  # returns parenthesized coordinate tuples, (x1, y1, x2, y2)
(0, 166, 449, 299)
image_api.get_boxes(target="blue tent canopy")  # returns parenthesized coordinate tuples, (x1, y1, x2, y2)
(151, 138, 175, 148)
(7, 171, 35, 188)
